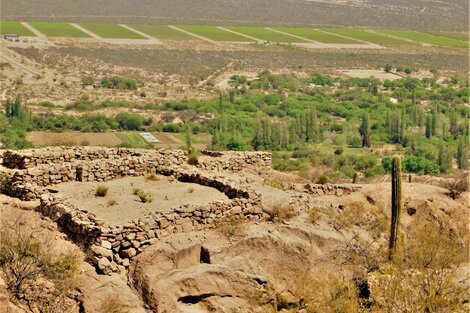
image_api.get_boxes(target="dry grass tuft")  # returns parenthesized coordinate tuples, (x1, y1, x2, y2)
(145, 173, 160, 181)
(265, 202, 297, 222)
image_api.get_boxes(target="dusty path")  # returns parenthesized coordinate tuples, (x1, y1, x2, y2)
(119, 24, 161, 43)
(265, 27, 321, 44)
(217, 26, 262, 42)
(71, 23, 102, 39)
(313, 28, 373, 45)
(0, 53, 39, 76)
(367, 29, 428, 46)
(168, 25, 218, 44)
(21, 22, 47, 38)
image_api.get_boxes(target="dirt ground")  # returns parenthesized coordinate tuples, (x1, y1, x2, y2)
(27, 132, 122, 146)
(54, 175, 229, 225)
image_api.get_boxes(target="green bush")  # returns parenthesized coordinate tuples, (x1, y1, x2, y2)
(95, 185, 108, 197)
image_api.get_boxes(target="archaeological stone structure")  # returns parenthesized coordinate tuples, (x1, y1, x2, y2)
(0, 147, 271, 274)
(0, 146, 359, 274)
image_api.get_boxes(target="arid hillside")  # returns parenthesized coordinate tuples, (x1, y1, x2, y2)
(1, 0, 468, 30)
(0, 147, 468, 312)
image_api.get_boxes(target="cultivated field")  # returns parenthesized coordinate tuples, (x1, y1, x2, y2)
(324, 28, 414, 46)
(0, 21, 35, 36)
(29, 21, 89, 37)
(26, 131, 211, 149)
(79, 23, 145, 39)
(273, 27, 360, 44)
(226, 26, 307, 43)
(130, 24, 195, 40)
(426, 31, 469, 42)
(178, 25, 253, 42)
(379, 29, 469, 48)
(3, 21, 468, 49)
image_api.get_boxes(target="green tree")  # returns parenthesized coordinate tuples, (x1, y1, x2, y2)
(359, 113, 371, 148)
(456, 137, 469, 169)
(425, 114, 432, 139)
(438, 146, 452, 173)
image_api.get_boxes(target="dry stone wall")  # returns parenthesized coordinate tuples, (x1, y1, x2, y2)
(1, 147, 270, 274)
(304, 183, 361, 196)
(2, 147, 272, 200)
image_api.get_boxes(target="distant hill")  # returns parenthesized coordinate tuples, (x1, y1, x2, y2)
(1, 0, 468, 31)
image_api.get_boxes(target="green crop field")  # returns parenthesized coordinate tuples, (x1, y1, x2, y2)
(323, 28, 413, 45)
(426, 31, 469, 42)
(0, 21, 35, 36)
(226, 26, 306, 43)
(130, 25, 194, 40)
(273, 27, 360, 44)
(379, 29, 468, 48)
(178, 25, 254, 42)
(79, 23, 145, 39)
(29, 22, 89, 37)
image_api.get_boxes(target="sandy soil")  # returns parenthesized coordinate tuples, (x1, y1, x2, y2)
(54, 175, 228, 225)
(338, 69, 402, 80)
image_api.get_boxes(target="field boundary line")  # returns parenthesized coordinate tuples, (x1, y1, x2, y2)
(71, 23, 102, 39)
(217, 26, 262, 42)
(21, 22, 46, 38)
(313, 28, 373, 45)
(168, 25, 218, 44)
(265, 27, 321, 44)
(119, 24, 160, 43)
(367, 29, 425, 46)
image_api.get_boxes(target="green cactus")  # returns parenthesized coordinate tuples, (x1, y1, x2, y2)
(389, 156, 402, 260)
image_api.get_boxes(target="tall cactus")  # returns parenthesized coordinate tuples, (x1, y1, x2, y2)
(389, 156, 402, 260)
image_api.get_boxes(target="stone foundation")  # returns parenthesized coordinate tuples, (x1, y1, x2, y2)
(1, 147, 269, 274)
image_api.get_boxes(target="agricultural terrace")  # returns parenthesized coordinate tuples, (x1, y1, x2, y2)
(226, 26, 307, 43)
(323, 28, 414, 45)
(425, 31, 469, 42)
(273, 27, 360, 44)
(79, 23, 145, 39)
(177, 25, 254, 42)
(0, 21, 35, 36)
(378, 29, 469, 48)
(29, 22, 89, 37)
(130, 25, 195, 40)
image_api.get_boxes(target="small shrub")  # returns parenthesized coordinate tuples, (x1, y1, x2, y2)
(266, 203, 296, 222)
(95, 185, 108, 197)
(216, 216, 246, 239)
(444, 177, 468, 200)
(137, 191, 153, 203)
(187, 149, 199, 165)
(80, 140, 90, 146)
(187, 187, 195, 193)
(107, 199, 117, 206)
(307, 209, 321, 224)
(317, 175, 329, 185)
(132, 187, 141, 195)
(145, 173, 159, 181)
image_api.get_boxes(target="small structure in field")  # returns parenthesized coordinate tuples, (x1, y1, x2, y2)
(139, 132, 159, 143)
(3, 34, 19, 41)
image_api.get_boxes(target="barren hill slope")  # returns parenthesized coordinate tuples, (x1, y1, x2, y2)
(1, 0, 468, 30)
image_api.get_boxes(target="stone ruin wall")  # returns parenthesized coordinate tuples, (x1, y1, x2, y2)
(0, 147, 271, 274)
